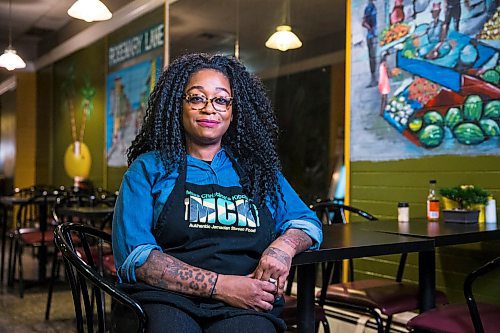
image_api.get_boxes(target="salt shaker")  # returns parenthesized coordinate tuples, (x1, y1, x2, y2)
(485, 196, 497, 224)
(398, 202, 410, 222)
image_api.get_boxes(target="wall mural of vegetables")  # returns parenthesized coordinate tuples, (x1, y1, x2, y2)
(407, 95, 499, 148)
(349, 0, 499, 161)
(380, 25, 499, 149)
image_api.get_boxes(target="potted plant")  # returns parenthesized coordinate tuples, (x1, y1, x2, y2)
(439, 185, 490, 223)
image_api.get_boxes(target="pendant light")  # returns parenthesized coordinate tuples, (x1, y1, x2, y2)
(67, 0, 112, 23)
(234, 0, 240, 59)
(265, 0, 302, 52)
(0, 0, 26, 71)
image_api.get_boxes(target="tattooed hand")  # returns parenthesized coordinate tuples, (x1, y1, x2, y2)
(251, 228, 313, 298)
(212, 275, 277, 311)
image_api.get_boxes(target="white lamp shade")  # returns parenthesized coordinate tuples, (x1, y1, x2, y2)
(67, 0, 112, 22)
(265, 25, 302, 51)
(0, 48, 26, 71)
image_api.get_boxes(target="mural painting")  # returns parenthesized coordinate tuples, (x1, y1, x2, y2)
(106, 57, 162, 167)
(61, 65, 95, 183)
(350, 0, 499, 161)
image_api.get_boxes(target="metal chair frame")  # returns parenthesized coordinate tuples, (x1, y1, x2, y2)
(311, 200, 416, 333)
(54, 222, 146, 333)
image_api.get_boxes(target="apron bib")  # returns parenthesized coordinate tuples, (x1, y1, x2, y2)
(119, 152, 286, 331)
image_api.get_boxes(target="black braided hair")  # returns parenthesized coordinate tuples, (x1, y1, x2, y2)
(127, 53, 282, 207)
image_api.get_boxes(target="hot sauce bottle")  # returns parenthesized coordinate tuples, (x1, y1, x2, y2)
(427, 180, 440, 222)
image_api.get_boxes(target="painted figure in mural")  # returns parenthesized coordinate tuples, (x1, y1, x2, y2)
(416, 2, 452, 60)
(108, 77, 132, 159)
(363, 0, 378, 87)
(111, 53, 323, 333)
(390, 0, 405, 25)
(443, 0, 470, 33)
(378, 51, 392, 115)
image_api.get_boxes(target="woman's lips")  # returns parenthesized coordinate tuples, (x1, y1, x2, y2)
(196, 119, 220, 128)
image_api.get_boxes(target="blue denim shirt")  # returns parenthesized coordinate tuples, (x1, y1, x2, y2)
(112, 148, 323, 283)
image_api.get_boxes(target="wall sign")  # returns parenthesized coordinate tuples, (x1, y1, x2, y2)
(108, 24, 164, 67)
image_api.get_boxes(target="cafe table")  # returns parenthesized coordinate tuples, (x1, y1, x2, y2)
(57, 206, 114, 229)
(356, 219, 500, 311)
(292, 223, 435, 333)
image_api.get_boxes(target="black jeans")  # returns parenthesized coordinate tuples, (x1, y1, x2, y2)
(112, 302, 278, 333)
(146, 303, 277, 332)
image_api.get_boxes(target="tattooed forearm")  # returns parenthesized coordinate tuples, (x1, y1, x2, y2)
(136, 250, 218, 298)
(278, 229, 313, 255)
(262, 246, 292, 266)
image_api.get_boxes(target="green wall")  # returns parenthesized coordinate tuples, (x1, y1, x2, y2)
(46, 6, 164, 191)
(350, 155, 500, 304)
(52, 40, 106, 188)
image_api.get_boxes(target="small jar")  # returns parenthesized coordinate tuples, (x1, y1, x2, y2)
(398, 202, 410, 222)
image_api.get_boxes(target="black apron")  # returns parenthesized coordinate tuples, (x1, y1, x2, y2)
(118, 152, 286, 332)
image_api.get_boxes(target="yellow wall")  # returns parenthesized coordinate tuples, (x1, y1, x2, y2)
(14, 73, 37, 188)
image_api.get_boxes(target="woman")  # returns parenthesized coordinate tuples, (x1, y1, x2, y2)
(112, 53, 323, 333)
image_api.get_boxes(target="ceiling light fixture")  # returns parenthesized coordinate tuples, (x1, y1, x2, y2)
(68, 0, 113, 23)
(0, 0, 26, 71)
(265, 0, 302, 52)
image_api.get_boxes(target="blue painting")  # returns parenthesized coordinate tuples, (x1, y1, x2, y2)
(350, 0, 499, 161)
(106, 57, 162, 167)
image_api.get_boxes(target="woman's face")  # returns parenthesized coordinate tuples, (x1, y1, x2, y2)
(182, 69, 233, 150)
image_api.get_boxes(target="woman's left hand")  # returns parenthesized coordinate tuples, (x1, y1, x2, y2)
(250, 245, 294, 298)
(251, 229, 313, 298)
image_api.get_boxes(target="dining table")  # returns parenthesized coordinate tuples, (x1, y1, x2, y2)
(292, 223, 435, 333)
(356, 219, 500, 311)
(57, 206, 114, 229)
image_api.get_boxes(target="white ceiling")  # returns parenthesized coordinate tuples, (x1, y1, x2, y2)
(0, 0, 346, 76)
(0, 0, 131, 64)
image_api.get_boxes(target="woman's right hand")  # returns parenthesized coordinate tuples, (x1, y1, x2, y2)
(213, 274, 277, 311)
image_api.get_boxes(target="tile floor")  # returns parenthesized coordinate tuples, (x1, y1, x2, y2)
(0, 242, 77, 333)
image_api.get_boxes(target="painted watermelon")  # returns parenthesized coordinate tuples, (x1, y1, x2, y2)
(444, 107, 462, 129)
(423, 111, 443, 125)
(479, 119, 500, 137)
(463, 95, 483, 121)
(418, 125, 444, 148)
(453, 123, 485, 145)
(484, 100, 500, 119)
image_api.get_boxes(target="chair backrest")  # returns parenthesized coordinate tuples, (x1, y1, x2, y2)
(464, 256, 500, 333)
(54, 223, 146, 333)
(285, 201, 380, 296)
(308, 200, 411, 307)
(16, 192, 57, 232)
(309, 199, 378, 225)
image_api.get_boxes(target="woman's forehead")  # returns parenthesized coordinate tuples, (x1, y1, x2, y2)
(186, 69, 231, 91)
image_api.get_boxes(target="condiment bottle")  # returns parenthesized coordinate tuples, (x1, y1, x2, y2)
(485, 196, 497, 224)
(427, 180, 440, 222)
(398, 202, 409, 222)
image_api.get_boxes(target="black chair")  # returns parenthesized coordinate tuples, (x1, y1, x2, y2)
(311, 200, 448, 333)
(7, 192, 56, 297)
(54, 222, 146, 333)
(407, 256, 500, 333)
(45, 194, 115, 320)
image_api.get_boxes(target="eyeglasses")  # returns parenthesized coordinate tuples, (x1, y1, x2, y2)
(182, 94, 233, 112)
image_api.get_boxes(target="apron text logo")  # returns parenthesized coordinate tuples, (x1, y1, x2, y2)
(184, 192, 260, 230)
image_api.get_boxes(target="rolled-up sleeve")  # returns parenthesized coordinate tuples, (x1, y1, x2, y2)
(112, 166, 162, 283)
(271, 173, 323, 249)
